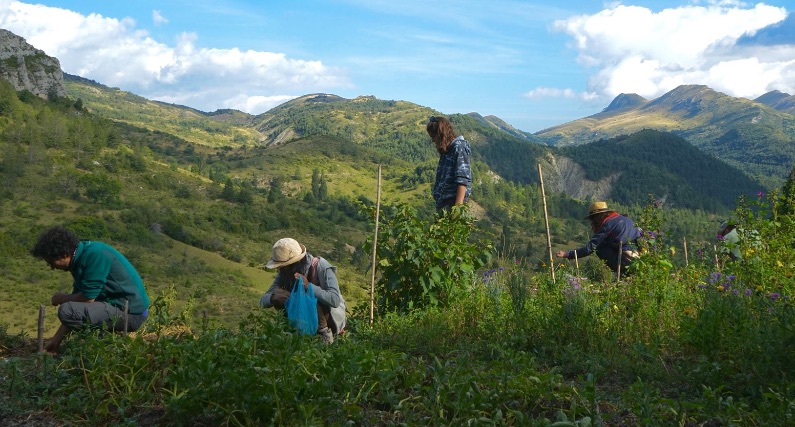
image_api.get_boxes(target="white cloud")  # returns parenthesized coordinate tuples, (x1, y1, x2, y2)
(152, 10, 168, 25)
(0, 1, 351, 114)
(553, 3, 793, 101)
(525, 87, 577, 99)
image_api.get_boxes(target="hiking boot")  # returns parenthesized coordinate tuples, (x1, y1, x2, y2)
(318, 327, 334, 344)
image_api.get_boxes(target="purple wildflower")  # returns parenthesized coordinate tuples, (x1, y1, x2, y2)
(744, 289, 752, 297)
(770, 293, 781, 301)
(698, 284, 708, 289)
(757, 191, 765, 198)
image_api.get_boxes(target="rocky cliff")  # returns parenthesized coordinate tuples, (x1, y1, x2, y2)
(0, 28, 66, 99)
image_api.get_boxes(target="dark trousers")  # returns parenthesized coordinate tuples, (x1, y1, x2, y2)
(317, 303, 330, 331)
(58, 301, 147, 332)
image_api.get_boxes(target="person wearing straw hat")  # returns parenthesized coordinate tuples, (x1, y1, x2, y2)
(556, 201, 643, 275)
(30, 226, 150, 355)
(260, 238, 346, 343)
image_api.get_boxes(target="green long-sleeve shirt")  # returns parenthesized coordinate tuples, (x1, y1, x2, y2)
(69, 241, 150, 314)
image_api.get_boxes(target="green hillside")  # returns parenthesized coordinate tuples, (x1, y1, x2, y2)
(63, 74, 262, 148)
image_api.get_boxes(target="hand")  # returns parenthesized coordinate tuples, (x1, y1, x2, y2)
(43, 339, 60, 356)
(293, 273, 310, 290)
(271, 288, 291, 309)
(51, 292, 69, 306)
(556, 250, 567, 258)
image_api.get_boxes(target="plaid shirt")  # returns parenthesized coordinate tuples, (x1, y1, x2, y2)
(433, 135, 472, 209)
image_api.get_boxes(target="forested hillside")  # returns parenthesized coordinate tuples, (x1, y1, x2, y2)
(559, 130, 761, 211)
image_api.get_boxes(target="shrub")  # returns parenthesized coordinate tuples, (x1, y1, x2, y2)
(367, 204, 493, 314)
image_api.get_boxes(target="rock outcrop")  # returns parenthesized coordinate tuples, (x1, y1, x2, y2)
(0, 28, 66, 99)
(541, 153, 618, 201)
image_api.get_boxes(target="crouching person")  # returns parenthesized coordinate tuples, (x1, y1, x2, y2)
(30, 226, 150, 355)
(260, 238, 346, 343)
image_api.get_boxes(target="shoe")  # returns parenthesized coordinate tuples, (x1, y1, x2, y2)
(318, 327, 334, 344)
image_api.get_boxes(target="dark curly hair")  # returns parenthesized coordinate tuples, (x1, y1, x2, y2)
(426, 116, 458, 154)
(30, 226, 79, 261)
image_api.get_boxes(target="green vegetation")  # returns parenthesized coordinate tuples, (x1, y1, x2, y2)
(2, 192, 793, 425)
(559, 129, 761, 210)
(63, 74, 262, 148)
(3, 71, 793, 424)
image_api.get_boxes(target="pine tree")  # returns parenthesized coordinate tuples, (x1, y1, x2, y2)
(778, 166, 795, 216)
(319, 174, 328, 201)
(221, 178, 237, 202)
(311, 168, 321, 200)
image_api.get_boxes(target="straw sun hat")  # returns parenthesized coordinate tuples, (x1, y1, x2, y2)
(584, 201, 615, 219)
(265, 238, 306, 269)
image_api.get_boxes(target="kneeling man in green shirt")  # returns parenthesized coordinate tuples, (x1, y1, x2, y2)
(30, 226, 150, 355)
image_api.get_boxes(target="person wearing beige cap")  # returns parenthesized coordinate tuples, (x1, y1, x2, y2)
(260, 238, 346, 343)
(555, 201, 643, 275)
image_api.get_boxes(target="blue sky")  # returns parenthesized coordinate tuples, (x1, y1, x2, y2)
(1, 0, 793, 132)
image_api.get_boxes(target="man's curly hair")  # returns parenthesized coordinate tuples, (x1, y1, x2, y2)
(30, 226, 79, 261)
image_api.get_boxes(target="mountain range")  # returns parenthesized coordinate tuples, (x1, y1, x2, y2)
(534, 84, 795, 187)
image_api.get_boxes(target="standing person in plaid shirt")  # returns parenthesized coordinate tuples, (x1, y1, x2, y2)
(426, 116, 472, 211)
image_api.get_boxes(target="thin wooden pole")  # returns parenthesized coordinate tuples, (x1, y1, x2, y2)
(574, 251, 580, 278)
(713, 244, 721, 272)
(683, 237, 689, 267)
(537, 164, 555, 283)
(123, 299, 129, 335)
(616, 245, 622, 283)
(369, 164, 382, 325)
(37, 305, 46, 353)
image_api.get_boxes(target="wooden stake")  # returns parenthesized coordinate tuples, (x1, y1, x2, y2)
(616, 245, 622, 283)
(369, 164, 382, 325)
(37, 305, 45, 353)
(123, 299, 129, 335)
(683, 237, 689, 267)
(537, 164, 555, 283)
(574, 251, 580, 278)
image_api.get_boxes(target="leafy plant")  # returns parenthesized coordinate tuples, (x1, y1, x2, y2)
(368, 204, 494, 313)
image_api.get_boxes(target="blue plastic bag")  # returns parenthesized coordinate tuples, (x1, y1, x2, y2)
(285, 276, 319, 335)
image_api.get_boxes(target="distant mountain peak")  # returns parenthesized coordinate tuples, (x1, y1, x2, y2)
(755, 90, 795, 114)
(299, 93, 345, 103)
(755, 90, 790, 104)
(602, 93, 648, 113)
(465, 112, 535, 142)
